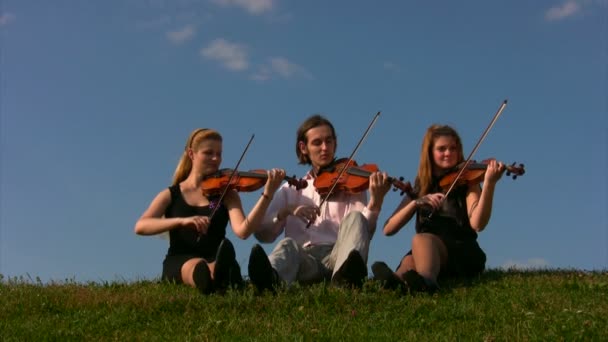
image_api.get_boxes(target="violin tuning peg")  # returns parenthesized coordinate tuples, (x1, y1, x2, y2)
(399, 176, 404, 181)
(506, 171, 511, 176)
(512, 175, 517, 180)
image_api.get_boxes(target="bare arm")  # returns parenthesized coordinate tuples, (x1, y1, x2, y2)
(254, 186, 293, 243)
(224, 190, 274, 240)
(467, 159, 505, 231)
(134, 189, 188, 235)
(383, 195, 418, 236)
(362, 171, 392, 236)
(225, 169, 285, 240)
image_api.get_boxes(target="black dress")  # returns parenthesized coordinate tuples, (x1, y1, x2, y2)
(161, 184, 229, 282)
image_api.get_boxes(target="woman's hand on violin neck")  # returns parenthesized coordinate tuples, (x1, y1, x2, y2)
(264, 168, 286, 196)
(418, 193, 445, 210)
(483, 160, 506, 185)
(292, 205, 320, 223)
(181, 215, 210, 235)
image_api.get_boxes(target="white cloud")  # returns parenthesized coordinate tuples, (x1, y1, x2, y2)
(545, 1, 580, 21)
(269, 57, 301, 78)
(501, 258, 549, 270)
(200, 38, 249, 71)
(166, 25, 195, 44)
(251, 56, 312, 81)
(211, 0, 275, 14)
(250, 66, 271, 81)
(0, 12, 16, 26)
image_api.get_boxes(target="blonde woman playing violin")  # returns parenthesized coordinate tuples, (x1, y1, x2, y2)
(134, 128, 284, 295)
(372, 124, 506, 294)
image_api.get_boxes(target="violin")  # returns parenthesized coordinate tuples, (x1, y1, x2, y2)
(438, 158, 525, 191)
(314, 158, 414, 197)
(201, 169, 308, 196)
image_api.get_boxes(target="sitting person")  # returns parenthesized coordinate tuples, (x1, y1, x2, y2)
(372, 124, 506, 294)
(248, 114, 391, 292)
(134, 128, 284, 294)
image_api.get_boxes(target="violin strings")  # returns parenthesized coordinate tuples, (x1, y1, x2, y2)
(208, 134, 255, 222)
(308, 112, 381, 227)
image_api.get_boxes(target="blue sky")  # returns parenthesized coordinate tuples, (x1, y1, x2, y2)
(1, 0, 606, 283)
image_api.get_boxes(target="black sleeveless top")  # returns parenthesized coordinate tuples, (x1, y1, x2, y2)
(164, 184, 229, 261)
(415, 178, 478, 242)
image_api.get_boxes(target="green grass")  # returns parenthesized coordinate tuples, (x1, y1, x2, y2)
(1, 270, 606, 341)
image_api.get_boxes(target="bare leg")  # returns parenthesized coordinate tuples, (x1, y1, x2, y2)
(395, 255, 415, 280)
(410, 233, 447, 283)
(180, 257, 206, 287)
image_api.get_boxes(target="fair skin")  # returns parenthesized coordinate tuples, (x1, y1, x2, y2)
(274, 124, 391, 226)
(134, 138, 285, 288)
(383, 135, 505, 281)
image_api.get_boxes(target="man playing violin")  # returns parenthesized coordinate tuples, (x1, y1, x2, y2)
(372, 124, 506, 294)
(249, 115, 392, 291)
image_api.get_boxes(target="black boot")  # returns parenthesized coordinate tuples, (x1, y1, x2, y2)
(213, 239, 237, 293)
(193, 261, 213, 295)
(371, 261, 408, 294)
(331, 250, 368, 289)
(229, 261, 245, 291)
(248, 244, 279, 293)
(403, 270, 439, 295)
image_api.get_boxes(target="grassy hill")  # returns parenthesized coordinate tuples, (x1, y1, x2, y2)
(1, 269, 606, 340)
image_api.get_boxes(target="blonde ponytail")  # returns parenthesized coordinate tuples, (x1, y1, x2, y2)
(172, 128, 222, 185)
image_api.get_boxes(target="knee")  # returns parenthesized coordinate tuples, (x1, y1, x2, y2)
(275, 237, 299, 254)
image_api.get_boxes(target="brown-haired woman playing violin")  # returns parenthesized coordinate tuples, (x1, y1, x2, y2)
(134, 128, 285, 294)
(372, 124, 506, 294)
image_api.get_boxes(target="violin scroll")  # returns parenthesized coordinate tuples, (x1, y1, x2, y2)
(285, 174, 308, 190)
(392, 176, 414, 197)
(506, 162, 525, 180)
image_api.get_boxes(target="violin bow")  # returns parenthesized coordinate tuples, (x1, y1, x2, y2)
(430, 99, 508, 217)
(197, 134, 255, 241)
(307, 111, 381, 228)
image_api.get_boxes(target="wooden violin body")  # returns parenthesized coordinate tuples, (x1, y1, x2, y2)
(313, 158, 414, 197)
(439, 159, 525, 191)
(201, 169, 307, 196)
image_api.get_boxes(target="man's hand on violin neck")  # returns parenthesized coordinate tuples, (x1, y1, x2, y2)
(368, 171, 391, 196)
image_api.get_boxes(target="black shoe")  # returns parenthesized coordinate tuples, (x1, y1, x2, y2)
(214, 239, 237, 292)
(403, 270, 439, 295)
(331, 250, 368, 289)
(193, 261, 213, 295)
(372, 261, 407, 294)
(229, 260, 245, 291)
(248, 244, 279, 293)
